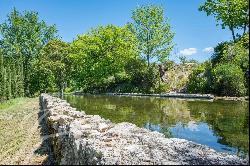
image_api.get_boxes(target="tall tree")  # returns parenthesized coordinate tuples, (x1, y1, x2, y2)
(0, 8, 57, 96)
(130, 4, 175, 66)
(70, 25, 138, 90)
(199, 0, 249, 41)
(6, 66, 12, 100)
(38, 39, 70, 98)
(0, 50, 4, 101)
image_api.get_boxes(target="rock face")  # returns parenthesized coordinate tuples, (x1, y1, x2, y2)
(163, 63, 198, 93)
(39, 94, 248, 165)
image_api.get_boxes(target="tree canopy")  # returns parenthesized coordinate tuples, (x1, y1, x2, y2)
(31, 39, 70, 97)
(130, 4, 175, 66)
(199, 0, 249, 41)
(0, 8, 57, 96)
(70, 25, 139, 91)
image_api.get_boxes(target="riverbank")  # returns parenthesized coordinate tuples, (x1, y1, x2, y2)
(73, 91, 249, 101)
(0, 97, 54, 165)
(40, 93, 248, 165)
(214, 96, 249, 101)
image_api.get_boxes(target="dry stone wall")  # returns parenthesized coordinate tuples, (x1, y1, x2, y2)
(39, 94, 248, 165)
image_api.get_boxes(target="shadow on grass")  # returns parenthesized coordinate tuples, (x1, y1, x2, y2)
(34, 105, 56, 165)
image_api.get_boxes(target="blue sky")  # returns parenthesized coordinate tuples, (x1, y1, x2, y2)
(0, 0, 234, 62)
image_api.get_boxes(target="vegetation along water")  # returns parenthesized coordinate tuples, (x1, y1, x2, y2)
(0, 0, 249, 164)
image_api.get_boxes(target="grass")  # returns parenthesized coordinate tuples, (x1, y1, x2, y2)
(0, 97, 45, 165)
(0, 98, 25, 110)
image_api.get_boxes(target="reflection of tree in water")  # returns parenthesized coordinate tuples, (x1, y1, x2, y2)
(157, 99, 192, 138)
(160, 99, 191, 123)
(64, 95, 249, 158)
(65, 95, 192, 132)
(144, 122, 173, 138)
(187, 100, 249, 157)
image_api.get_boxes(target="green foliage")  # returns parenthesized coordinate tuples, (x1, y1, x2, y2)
(0, 8, 57, 97)
(34, 39, 70, 96)
(212, 63, 246, 96)
(187, 59, 199, 64)
(199, 0, 249, 41)
(130, 4, 175, 65)
(30, 60, 55, 95)
(70, 25, 139, 92)
(2, 5, 247, 98)
(122, 59, 159, 93)
(212, 34, 249, 67)
(0, 49, 25, 101)
(189, 33, 249, 96)
(163, 60, 175, 71)
(211, 41, 231, 66)
(212, 33, 249, 93)
(222, 34, 249, 69)
(179, 55, 187, 65)
(0, 51, 4, 101)
(187, 61, 213, 94)
(198, 0, 249, 96)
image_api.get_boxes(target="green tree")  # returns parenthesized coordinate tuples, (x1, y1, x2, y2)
(211, 41, 231, 66)
(199, 0, 249, 41)
(179, 55, 187, 65)
(130, 4, 175, 66)
(0, 50, 4, 101)
(124, 59, 158, 93)
(187, 61, 213, 94)
(212, 63, 246, 96)
(38, 39, 70, 97)
(70, 25, 138, 92)
(11, 65, 18, 98)
(211, 33, 249, 92)
(6, 66, 12, 100)
(29, 60, 55, 96)
(0, 8, 57, 96)
(16, 62, 24, 97)
(3, 68, 7, 100)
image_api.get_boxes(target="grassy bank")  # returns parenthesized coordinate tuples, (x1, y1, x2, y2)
(0, 97, 50, 165)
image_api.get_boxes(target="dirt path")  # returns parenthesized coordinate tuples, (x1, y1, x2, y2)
(0, 97, 54, 165)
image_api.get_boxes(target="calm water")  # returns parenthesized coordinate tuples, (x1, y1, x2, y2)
(64, 95, 249, 159)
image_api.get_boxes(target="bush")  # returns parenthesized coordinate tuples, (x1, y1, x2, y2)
(211, 41, 231, 67)
(186, 61, 212, 94)
(190, 34, 249, 96)
(124, 59, 159, 93)
(212, 63, 246, 96)
(211, 33, 249, 67)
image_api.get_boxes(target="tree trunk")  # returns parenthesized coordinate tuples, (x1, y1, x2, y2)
(60, 86, 64, 99)
(230, 26, 236, 42)
(146, 31, 150, 68)
(147, 55, 150, 67)
(23, 57, 30, 97)
(59, 81, 64, 99)
(158, 64, 165, 82)
(243, 23, 246, 35)
(242, 21, 248, 35)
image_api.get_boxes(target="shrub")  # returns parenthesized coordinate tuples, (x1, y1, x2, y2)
(186, 61, 212, 94)
(124, 59, 159, 93)
(202, 34, 249, 96)
(212, 63, 246, 96)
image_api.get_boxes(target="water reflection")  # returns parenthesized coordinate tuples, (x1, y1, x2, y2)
(64, 95, 249, 159)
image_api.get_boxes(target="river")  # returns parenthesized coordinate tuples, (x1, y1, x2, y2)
(64, 94, 249, 159)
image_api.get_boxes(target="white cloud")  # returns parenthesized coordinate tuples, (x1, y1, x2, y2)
(202, 47, 214, 53)
(179, 48, 197, 56)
